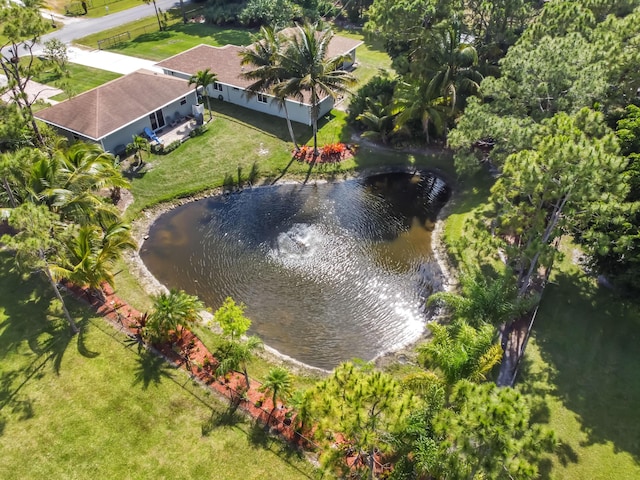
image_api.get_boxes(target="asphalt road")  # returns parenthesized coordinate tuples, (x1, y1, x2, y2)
(42, 0, 190, 45)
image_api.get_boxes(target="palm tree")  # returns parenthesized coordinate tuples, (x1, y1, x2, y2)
(421, 23, 483, 114)
(427, 270, 535, 327)
(240, 26, 300, 151)
(275, 23, 356, 156)
(356, 93, 397, 144)
(188, 68, 217, 122)
(127, 135, 150, 167)
(142, 0, 163, 31)
(392, 80, 447, 144)
(53, 221, 136, 298)
(417, 320, 503, 386)
(216, 335, 263, 390)
(259, 366, 292, 424)
(145, 289, 205, 344)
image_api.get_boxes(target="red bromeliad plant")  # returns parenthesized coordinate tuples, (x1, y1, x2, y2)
(294, 143, 351, 164)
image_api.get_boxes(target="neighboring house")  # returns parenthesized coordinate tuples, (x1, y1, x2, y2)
(157, 33, 363, 126)
(35, 69, 197, 155)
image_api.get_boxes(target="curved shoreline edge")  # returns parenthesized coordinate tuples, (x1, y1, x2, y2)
(124, 166, 459, 375)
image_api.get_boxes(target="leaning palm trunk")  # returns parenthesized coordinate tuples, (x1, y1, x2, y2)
(281, 101, 299, 151)
(311, 93, 320, 156)
(42, 260, 79, 334)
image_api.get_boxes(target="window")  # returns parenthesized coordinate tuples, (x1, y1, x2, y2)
(213, 82, 223, 91)
(180, 97, 187, 105)
(257, 93, 268, 104)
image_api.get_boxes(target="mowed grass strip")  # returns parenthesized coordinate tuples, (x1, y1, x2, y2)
(76, 21, 256, 59)
(31, 61, 122, 100)
(0, 254, 315, 480)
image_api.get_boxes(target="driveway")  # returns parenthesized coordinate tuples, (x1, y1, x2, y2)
(66, 45, 162, 74)
(0, 75, 64, 104)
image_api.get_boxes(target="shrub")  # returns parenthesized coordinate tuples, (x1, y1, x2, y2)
(347, 74, 397, 126)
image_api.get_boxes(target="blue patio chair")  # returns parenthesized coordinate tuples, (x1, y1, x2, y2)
(144, 126, 160, 144)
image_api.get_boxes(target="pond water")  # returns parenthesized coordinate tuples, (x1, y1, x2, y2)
(140, 171, 451, 370)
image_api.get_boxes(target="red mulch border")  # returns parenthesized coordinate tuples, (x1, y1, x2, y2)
(64, 280, 390, 475)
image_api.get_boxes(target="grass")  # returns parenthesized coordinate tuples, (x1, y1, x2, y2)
(47, 0, 143, 17)
(441, 176, 640, 479)
(123, 101, 455, 219)
(30, 61, 121, 100)
(76, 17, 256, 56)
(0, 253, 316, 480)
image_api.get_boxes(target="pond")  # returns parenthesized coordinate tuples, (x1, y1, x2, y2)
(140, 171, 451, 370)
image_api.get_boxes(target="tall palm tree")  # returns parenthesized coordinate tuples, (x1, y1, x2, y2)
(259, 366, 292, 424)
(145, 289, 205, 344)
(421, 23, 483, 114)
(275, 23, 356, 156)
(142, 0, 163, 31)
(240, 26, 300, 151)
(52, 221, 136, 298)
(188, 68, 218, 122)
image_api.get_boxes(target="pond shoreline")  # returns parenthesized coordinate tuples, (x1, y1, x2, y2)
(124, 165, 458, 375)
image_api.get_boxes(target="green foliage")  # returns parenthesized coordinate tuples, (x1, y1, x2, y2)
(490, 108, 627, 293)
(189, 68, 217, 121)
(309, 362, 419, 479)
(145, 289, 205, 343)
(347, 74, 396, 126)
(259, 366, 293, 410)
(215, 335, 263, 389)
(418, 321, 502, 385)
(428, 269, 535, 326)
(429, 381, 556, 479)
(213, 296, 251, 342)
(239, 0, 301, 29)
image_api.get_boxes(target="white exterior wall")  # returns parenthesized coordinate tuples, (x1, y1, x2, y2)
(101, 93, 197, 153)
(162, 69, 332, 126)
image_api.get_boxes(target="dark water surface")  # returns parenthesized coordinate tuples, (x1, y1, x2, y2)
(140, 172, 450, 369)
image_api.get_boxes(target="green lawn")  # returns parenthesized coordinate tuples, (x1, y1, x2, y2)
(76, 20, 256, 57)
(31, 62, 121, 100)
(124, 101, 455, 219)
(0, 254, 316, 480)
(441, 177, 640, 480)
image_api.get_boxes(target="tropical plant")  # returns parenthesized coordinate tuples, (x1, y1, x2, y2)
(275, 23, 356, 156)
(144, 289, 205, 344)
(240, 25, 300, 151)
(142, 0, 163, 31)
(216, 335, 263, 390)
(427, 269, 535, 327)
(126, 135, 150, 167)
(53, 221, 136, 298)
(417, 320, 503, 386)
(356, 93, 397, 144)
(188, 68, 218, 121)
(392, 80, 447, 143)
(259, 366, 292, 422)
(420, 22, 483, 114)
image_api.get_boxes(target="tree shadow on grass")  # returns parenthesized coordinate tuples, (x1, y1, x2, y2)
(132, 350, 174, 390)
(201, 403, 244, 436)
(529, 269, 640, 462)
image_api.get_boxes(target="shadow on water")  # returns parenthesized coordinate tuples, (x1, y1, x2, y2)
(521, 269, 640, 463)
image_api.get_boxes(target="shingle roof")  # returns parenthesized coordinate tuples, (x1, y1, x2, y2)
(156, 32, 363, 103)
(35, 70, 193, 140)
(157, 44, 252, 89)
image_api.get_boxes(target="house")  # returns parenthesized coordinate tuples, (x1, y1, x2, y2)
(35, 69, 198, 155)
(156, 33, 363, 126)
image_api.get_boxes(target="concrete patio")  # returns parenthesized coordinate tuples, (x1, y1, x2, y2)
(156, 116, 199, 145)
